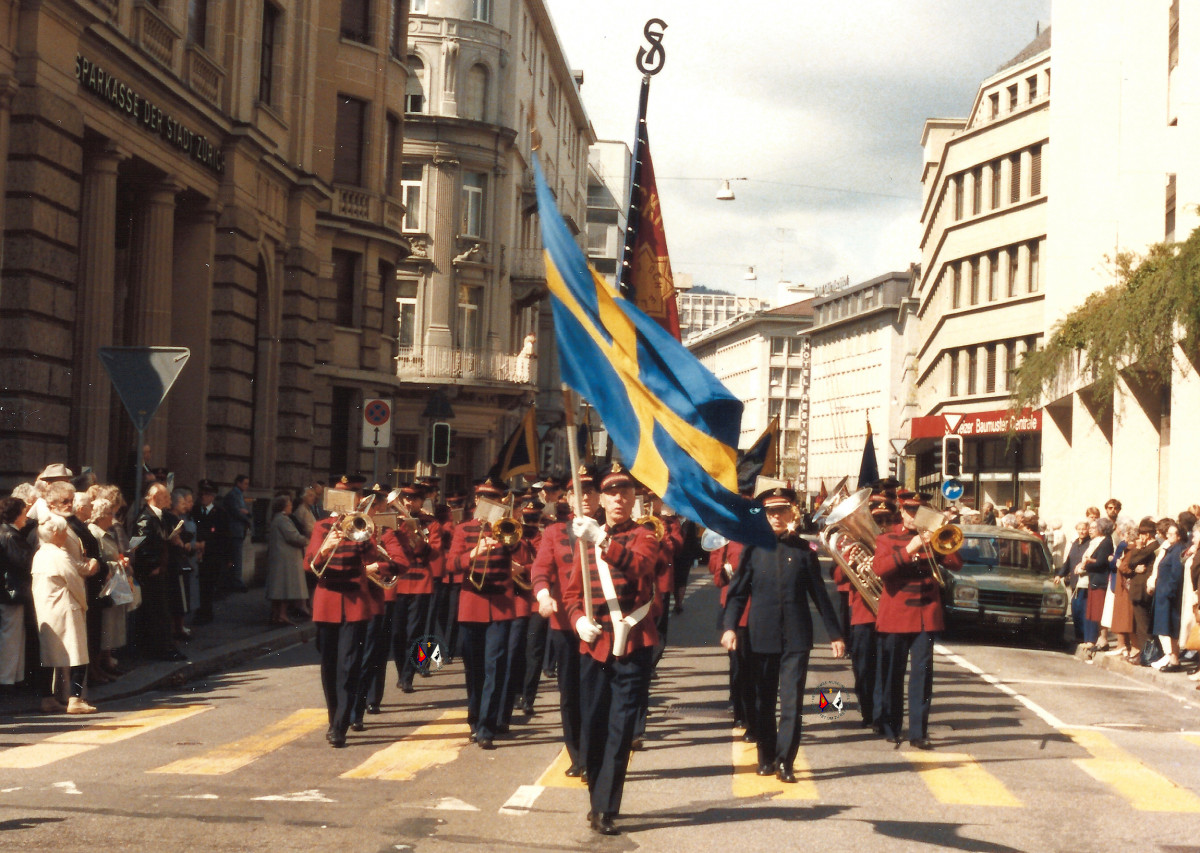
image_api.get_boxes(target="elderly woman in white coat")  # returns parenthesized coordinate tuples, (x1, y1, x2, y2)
(265, 494, 310, 626)
(32, 514, 97, 714)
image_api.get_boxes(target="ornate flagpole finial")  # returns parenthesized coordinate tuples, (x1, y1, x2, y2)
(636, 18, 667, 76)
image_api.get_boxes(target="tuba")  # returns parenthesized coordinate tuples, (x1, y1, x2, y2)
(818, 487, 884, 613)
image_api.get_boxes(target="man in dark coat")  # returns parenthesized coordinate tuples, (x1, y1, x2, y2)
(191, 480, 232, 625)
(131, 483, 186, 661)
(722, 486, 845, 783)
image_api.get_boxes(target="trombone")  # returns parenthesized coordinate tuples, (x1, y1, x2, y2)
(911, 505, 962, 588)
(467, 496, 518, 590)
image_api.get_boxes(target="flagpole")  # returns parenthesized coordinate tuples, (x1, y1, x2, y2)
(620, 18, 667, 299)
(562, 384, 593, 622)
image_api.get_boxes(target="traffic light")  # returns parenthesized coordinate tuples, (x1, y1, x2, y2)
(888, 455, 900, 480)
(942, 434, 963, 479)
(430, 421, 451, 467)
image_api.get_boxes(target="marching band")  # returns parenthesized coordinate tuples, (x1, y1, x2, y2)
(301, 467, 961, 835)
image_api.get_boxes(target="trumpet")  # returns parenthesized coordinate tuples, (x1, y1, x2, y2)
(467, 496, 516, 591)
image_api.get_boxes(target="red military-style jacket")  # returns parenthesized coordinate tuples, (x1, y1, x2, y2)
(531, 518, 577, 633)
(389, 511, 443, 596)
(832, 564, 876, 627)
(305, 516, 385, 623)
(508, 527, 541, 619)
(434, 507, 457, 584)
(872, 523, 960, 634)
(563, 519, 660, 663)
(709, 540, 749, 627)
(449, 518, 516, 623)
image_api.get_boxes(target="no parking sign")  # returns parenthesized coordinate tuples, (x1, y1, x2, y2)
(362, 398, 392, 449)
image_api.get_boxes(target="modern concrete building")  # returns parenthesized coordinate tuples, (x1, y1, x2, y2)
(1038, 0, 1200, 522)
(807, 271, 917, 495)
(586, 139, 630, 288)
(686, 300, 814, 487)
(395, 0, 595, 493)
(0, 0, 412, 495)
(911, 28, 1050, 510)
(678, 289, 767, 342)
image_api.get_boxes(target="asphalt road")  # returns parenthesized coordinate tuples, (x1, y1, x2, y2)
(2, 576, 1198, 853)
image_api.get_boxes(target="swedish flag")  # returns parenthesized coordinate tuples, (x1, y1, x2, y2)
(534, 157, 774, 549)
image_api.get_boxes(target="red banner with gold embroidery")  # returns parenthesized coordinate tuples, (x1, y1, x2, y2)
(622, 121, 680, 340)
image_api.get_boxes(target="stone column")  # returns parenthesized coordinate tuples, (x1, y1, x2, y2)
(0, 76, 16, 275)
(423, 156, 459, 351)
(72, 144, 128, 479)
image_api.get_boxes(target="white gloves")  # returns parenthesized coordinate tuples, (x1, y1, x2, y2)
(572, 515, 606, 545)
(722, 562, 733, 579)
(536, 588, 552, 605)
(575, 615, 601, 644)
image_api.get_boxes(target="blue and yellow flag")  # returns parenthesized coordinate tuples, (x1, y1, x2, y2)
(534, 157, 774, 549)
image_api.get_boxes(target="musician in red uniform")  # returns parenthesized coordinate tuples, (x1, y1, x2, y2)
(498, 499, 542, 731)
(871, 492, 961, 749)
(531, 464, 599, 779)
(633, 490, 678, 749)
(563, 463, 659, 836)
(518, 474, 567, 714)
(390, 483, 442, 694)
(710, 534, 753, 739)
(448, 477, 517, 749)
(305, 484, 392, 748)
(430, 489, 461, 660)
(353, 486, 405, 724)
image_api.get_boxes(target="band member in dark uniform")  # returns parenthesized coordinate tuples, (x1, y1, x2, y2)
(305, 486, 391, 748)
(352, 486, 402, 725)
(531, 465, 599, 779)
(390, 484, 443, 693)
(722, 486, 845, 783)
(448, 477, 517, 750)
(131, 483, 186, 661)
(519, 474, 566, 713)
(563, 463, 659, 836)
(872, 492, 961, 749)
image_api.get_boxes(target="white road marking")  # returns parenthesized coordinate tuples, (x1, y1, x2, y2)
(499, 784, 544, 815)
(990, 678, 1154, 692)
(176, 794, 220, 800)
(936, 645, 1067, 729)
(1, 787, 23, 793)
(52, 781, 82, 796)
(252, 789, 335, 803)
(430, 797, 479, 811)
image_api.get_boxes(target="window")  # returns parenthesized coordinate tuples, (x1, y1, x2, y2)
(1170, 0, 1180, 71)
(770, 337, 787, 357)
(258, 3, 279, 105)
(332, 249, 360, 326)
(410, 0, 425, 12)
(786, 368, 801, 390)
(990, 160, 1001, 208)
(1007, 247, 1019, 296)
(464, 64, 488, 122)
(951, 264, 961, 309)
(1027, 74, 1038, 101)
(967, 348, 978, 395)
(548, 80, 558, 121)
(394, 432, 419, 481)
(471, 0, 490, 23)
(329, 387, 355, 476)
(1010, 153, 1022, 203)
(397, 280, 418, 348)
(406, 56, 425, 113)
(769, 367, 784, 388)
(1027, 241, 1040, 292)
(985, 344, 997, 393)
(1030, 145, 1042, 196)
(401, 164, 422, 231)
(333, 95, 368, 186)
(768, 398, 782, 419)
(971, 168, 982, 215)
(989, 92, 999, 119)
(949, 353, 959, 396)
(987, 252, 998, 301)
(953, 174, 963, 220)
(785, 399, 801, 427)
(1008, 84, 1018, 111)
(1005, 342, 1017, 390)
(1166, 173, 1177, 241)
(187, 0, 208, 48)
(461, 171, 486, 237)
(341, 0, 370, 43)
(389, 0, 405, 58)
(457, 285, 481, 348)
(969, 258, 979, 305)
(385, 113, 400, 195)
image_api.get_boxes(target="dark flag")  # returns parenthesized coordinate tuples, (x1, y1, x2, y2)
(489, 405, 538, 482)
(736, 415, 780, 491)
(620, 80, 680, 340)
(815, 479, 829, 509)
(858, 416, 879, 489)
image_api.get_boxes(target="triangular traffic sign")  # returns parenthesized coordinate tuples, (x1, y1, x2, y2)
(97, 347, 191, 431)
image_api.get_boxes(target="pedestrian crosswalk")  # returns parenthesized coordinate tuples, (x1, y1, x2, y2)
(2, 703, 1200, 815)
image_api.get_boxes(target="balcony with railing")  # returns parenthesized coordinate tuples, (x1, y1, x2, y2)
(396, 344, 536, 386)
(330, 185, 407, 236)
(509, 247, 545, 282)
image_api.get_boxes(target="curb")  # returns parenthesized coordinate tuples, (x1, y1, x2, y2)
(1072, 643, 1200, 706)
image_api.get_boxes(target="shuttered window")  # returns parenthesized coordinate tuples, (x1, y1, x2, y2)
(1030, 145, 1042, 196)
(1010, 154, 1022, 203)
(985, 344, 997, 393)
(334, 95, 367, 186)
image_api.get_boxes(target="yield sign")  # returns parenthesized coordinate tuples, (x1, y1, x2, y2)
(98, 347, 191, 431)
(943, 413, 964, 434)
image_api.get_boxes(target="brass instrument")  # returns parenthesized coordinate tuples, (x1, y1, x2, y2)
(633, 495, 665, 541)
(467, 496, 513, 591)
(314, 511, 375, 578)
(911, 505, 962, 588)
(818, 487, 884, 613)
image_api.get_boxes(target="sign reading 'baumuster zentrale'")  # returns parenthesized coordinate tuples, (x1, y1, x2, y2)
(74, 54, 225, 175)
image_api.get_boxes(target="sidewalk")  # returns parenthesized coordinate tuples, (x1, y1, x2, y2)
(1071, 641, 1200, 704)
(0, 583, 316, 717)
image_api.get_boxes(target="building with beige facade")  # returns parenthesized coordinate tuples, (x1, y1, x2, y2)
(1038, 0, 1200, 522)
(0, 0, 412, 495)
(911, 28, 1049, 510)
(807, 271, 917, 495)
(586, 139, 630, 288)
(395, 0, 594, 493)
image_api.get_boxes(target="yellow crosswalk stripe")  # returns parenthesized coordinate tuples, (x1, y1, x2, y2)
(148, 709, 328, 775)
(1183, 734, 1200, 751)
(340, 709, 468, 781)
(0, 704, 211, 770)
(1065, 728, 1200, 813)
(536, 746, 587, 788)
(905, 751, 1021, 807)
(729, 731, 817, 800)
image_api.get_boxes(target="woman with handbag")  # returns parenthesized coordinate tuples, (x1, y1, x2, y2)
(1106, 522, 1137, 660)
(88, 497, 132, 679)
(1122, 519, 1158, 664)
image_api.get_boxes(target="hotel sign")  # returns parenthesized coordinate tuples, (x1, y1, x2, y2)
(75, 54, 225, 175)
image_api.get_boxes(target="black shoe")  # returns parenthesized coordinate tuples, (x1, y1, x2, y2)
(1160, 663, 1183, 673)
(325, 728, 336, 744)
(477, 738, 495, 750)
(400, 682, 414, 694)
(468, 731, 478, 744)
(329, 736, 347, 748)
(870, 722, 884, 735)
(494, 724, 510, 735)
(158, 648, 188, 662)
(756, 763, 774, 776)
(742, 732, 756, 743)
(630, 737, 645, 751)
(776, 763, 797, 784)
(910, 738, 935, 750)
(590, 812, 618, 836)
(732, 717, 745, 729)
(565, 763, 584, 778)
(366, 703, 381, 715)
(579, 769, 588, 785)
(890, 736, 904, 749)
(350, 720, 365, 732)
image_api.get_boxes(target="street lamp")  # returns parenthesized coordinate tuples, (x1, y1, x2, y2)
(716, 177, 748, 201)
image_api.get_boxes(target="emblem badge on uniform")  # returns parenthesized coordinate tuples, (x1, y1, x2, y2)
(410, 634, 447, 676)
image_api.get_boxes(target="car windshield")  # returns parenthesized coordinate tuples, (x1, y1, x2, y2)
(955, 534, 1052, 575)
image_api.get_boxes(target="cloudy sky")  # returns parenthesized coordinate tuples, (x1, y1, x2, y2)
(543, 0, 1052, 302)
